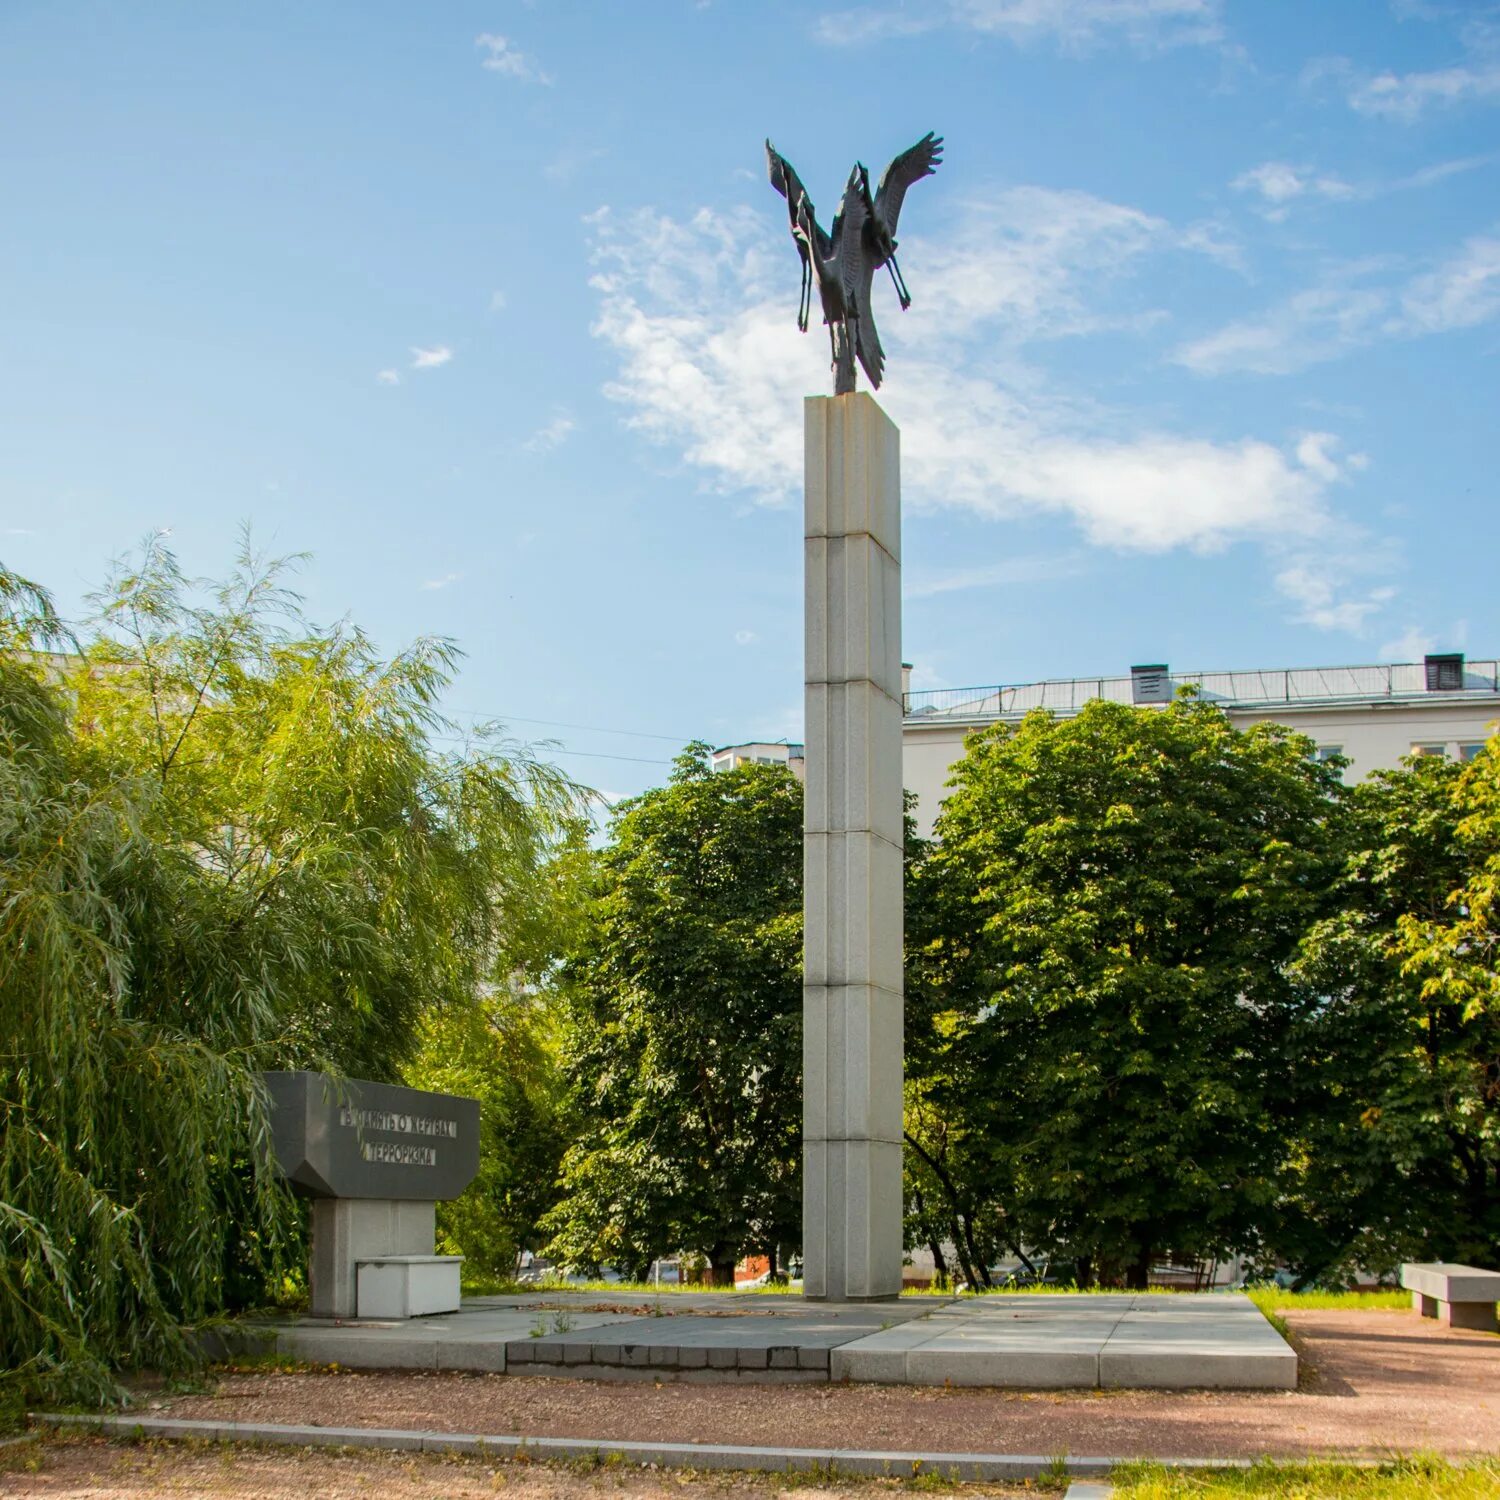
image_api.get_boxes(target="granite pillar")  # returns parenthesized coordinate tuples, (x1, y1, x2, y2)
(802, 391, 904, 1301)
(309, 1198, 436, 1319)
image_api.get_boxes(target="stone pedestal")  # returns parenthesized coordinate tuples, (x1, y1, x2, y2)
(309, 1198, 437, 1319)
(802, 392, 904, 1301)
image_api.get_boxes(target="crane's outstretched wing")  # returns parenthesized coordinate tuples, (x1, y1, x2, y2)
(873, 132, 943, 241)
(766, 139, 830, 259)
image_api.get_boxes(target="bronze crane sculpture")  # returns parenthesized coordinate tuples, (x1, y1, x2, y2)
(765, 132, 943, 394)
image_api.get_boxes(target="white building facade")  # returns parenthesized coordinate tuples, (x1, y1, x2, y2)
(710, 741, 805, 778)
(903, 655, 1500, 838)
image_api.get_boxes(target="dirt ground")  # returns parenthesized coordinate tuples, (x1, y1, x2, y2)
(0, 1438, 1037, 1499)
(112, 1310, 1500, 1464)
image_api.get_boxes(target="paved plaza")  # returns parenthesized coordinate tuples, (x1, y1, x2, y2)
(253, 1290, 1296, 1390)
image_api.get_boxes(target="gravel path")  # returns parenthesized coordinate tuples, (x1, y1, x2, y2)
(129, 1310, 1500, 1462)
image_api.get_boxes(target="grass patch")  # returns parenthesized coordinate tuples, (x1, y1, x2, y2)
(1113, 1455, 1500, 1499)
(899, 1282, 1188, 1297)
(464, 1275, 802, 1296)
(1245, 1287, 1410, 1317)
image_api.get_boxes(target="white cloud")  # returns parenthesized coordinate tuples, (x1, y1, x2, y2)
(1275, 561, 1396, 632)
(1295, 431, 1364, 483)
(733, 629, 758, 645)
(4, 527, 35, 536)
(906, 554, 1086, 599)
(814, 0, 1223, 50)
(474, 33, 553, 85)
(410, 346, 453, 370)
(376, 368, 400, 385)
(1350, 59, 1500, 120)
(524, 411, 577, 452)
(1400, 232, 1500, 332)
(1378, 625, 1441, 661)
(588, 195, 1347, 558)
(489, 290, 507, 313)
(1231, 162, 1356, 220)
(421, 573, 461, 591)
(1175, 230, 1500, 375)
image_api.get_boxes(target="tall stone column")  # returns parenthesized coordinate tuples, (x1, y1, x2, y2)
(802, 391, 903, 1301)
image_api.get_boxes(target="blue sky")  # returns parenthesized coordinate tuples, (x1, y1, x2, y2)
(3, 1, 1497, 800)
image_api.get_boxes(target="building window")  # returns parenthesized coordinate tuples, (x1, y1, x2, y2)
(1459, 742, 1487, 762)
(1411, 743, 1448, 759)
(1312, 745, 1343, 763)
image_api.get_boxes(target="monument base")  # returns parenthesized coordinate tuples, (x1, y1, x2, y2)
(803, 1140, 903, 1300)
(309, 1199, 437, 1319)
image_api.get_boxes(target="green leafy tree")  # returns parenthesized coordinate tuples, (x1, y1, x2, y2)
(1287, 744, 1499, 1274)
(0, 539, 581, 1402)
(408, 823, 596, 1278)
(547, 745, 802, 1284)
(907, 695, 1346, 1287)
(408, 993, 570, 1278)
(69, 534, 580, 1079)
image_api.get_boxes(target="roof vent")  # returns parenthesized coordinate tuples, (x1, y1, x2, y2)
(1425, 653, 1464, 691)
(1131, 663, 1172, 704)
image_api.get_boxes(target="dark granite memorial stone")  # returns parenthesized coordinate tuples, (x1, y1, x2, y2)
(262, 1070, 480, 1201)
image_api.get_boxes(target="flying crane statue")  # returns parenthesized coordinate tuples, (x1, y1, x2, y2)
(765, 132, 943, 395)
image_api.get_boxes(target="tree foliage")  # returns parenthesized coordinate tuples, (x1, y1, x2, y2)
(546, 745, 802, 1283)
(906, 696, 1347, 1286)
(0, 538, 581, 1401)
(1284, 748, 1500, 1275)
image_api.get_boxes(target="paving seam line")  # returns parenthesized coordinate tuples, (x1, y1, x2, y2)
(31, 1412, 1266, 1480)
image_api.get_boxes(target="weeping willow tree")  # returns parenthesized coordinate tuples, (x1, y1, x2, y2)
(0, 538, 584, 1405)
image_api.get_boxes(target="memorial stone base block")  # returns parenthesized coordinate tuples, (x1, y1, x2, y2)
(802, 392, 904, 1302)
(311, 1199, 456, 1320)
(263, 1071, 479, 1322)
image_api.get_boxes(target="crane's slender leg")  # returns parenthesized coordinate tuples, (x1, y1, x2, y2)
(799, 261, 812, 333)
(886, 255, 912, 311)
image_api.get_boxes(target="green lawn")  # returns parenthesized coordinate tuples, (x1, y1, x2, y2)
(1244, 1288, 1412, 1317)
(1113, 1457, 1500, 1499)
(459, 1274, 802, 1297)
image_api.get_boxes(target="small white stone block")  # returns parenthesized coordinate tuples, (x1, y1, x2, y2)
(356, 1255, 463, 1319)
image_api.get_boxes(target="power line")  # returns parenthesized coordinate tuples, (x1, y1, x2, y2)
(538, 747, 674, 767)
(443, 706, 695, 744)
(429, 733, 672, 767)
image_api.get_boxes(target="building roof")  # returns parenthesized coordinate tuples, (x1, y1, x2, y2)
(904, 658, 1500, 725)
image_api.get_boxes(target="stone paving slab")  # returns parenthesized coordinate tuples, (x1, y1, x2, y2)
(833, 1294, 1296, 1391)
(507, 1310, 900, 1376)
(273, 1309, 638, 1372)
(264, 1291, 1295, 1389)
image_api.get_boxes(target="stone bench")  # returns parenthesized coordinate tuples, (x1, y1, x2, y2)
(356, 1254, 463, 1320)
(1400, 1262, 1500, 1333)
